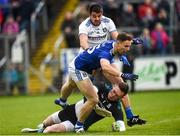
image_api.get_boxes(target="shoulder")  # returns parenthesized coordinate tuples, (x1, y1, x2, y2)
(79, 17, 91, 28)
(103, 40, 115, 47)
(101, 16, 113, 23)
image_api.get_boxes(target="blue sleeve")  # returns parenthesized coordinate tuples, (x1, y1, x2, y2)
(98, 51, 114, 64)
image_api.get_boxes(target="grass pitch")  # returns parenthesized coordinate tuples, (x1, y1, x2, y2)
(0, 90, 180, 135)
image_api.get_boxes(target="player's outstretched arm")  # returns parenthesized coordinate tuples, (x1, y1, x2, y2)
(79, 34, 89, 50)
(100, 59, 122, 77)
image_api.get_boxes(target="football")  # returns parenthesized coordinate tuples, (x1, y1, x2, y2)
(112, 122, 119, 132)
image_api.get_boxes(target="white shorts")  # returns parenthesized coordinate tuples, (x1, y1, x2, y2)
(51, 111, 74, 132)
(69, 58, 90, 82)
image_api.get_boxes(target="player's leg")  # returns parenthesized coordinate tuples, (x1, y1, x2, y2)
(55, 59, 78, 108)
(33, 111, 62, 133)
(42, 111, 60, 127)
(75, 78, 99, 133)
(71, 69, 99, 131)
(43, 120, 74, 133)
(76, 79, 99, 122)
(60, 77, 77, 99)
(21, 111, 60, 133)
(55, 78, 77, 107)
(84, 110, 104, 131)
(58, 60, 98, 132)
(43, 124, 66, 133)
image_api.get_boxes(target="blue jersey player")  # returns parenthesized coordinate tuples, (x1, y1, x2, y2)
(56, 32, 138, 133)
(75, 40, 119, 74)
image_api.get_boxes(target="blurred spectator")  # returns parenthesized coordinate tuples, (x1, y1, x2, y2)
(157, 0, 170, 13)
(141, 28, 152, 55)
(44, 0, 67, 20)
(17, 0, 35, 31)
(151, 23, 170, 55)
(76, 2, 88, 25)
(2, 14, 19, 35)
(138, 0, 157, 29)
(16, 63, 27, 95)
(61, 11, 78, 48)
(11, 0, 21, 20)
(104, 0, 119, 26)
(138, 0, 157, 19)
(155, 8, 169, 26)
(3, 62, 18, 95)
(141, 7, 156, 29)
(120, 3, 137, 27)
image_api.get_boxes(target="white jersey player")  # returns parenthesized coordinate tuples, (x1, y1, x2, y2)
(78, 3, 118, 52)
(79, 16, 117, 49)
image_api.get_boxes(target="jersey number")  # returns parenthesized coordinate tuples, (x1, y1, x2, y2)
(87, 44, 101, 54)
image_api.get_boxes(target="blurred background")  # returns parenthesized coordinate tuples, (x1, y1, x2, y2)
(0, 0, 179, 96)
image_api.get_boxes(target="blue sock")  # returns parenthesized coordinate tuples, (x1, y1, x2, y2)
(60, 98, 67, 103)
(125, 107, 134, 119)
(76, 121, 84, 126)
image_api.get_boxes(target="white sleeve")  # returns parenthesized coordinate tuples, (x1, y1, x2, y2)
(107, 18, 117, 33)
(79, 22, 88, 35)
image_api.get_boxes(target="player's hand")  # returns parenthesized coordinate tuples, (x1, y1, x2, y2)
(121, 73, 139, 81)
(112, 120, 126, 132)
(127, 115, 147, 127)
(132, 38, 143, 45)
(119, 55, 130, 66)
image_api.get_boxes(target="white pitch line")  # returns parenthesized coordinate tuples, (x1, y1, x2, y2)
(142, 117, 180, 127)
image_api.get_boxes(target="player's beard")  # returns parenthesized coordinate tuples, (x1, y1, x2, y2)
(92, 20, 101, 26)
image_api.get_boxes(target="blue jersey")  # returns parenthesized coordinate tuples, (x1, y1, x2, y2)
(74, 40, 115, 74)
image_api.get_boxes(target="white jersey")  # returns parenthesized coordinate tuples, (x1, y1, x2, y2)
(79, 16, 117, 48)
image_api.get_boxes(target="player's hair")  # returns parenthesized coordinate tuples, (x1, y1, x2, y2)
(88, 3, 103, 14)
(117, 32, 133, 42)
(118, 82, 129, 95)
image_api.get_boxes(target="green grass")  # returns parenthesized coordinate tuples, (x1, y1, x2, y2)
(0, 91, 180, 135)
